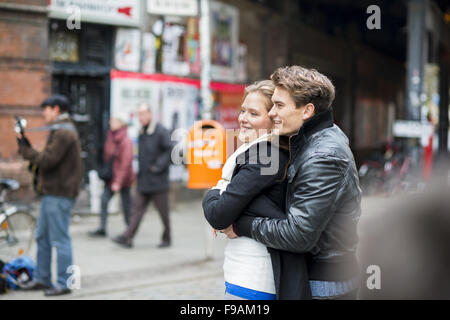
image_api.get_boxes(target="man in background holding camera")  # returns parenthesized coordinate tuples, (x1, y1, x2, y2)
(16, 94, 82, 297)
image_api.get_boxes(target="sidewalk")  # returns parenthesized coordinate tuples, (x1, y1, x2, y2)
(1, 194, 402, 300)
(1, 200, 228, 300)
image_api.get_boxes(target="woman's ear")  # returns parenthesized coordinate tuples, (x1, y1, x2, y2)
(303, 103, 315, 120)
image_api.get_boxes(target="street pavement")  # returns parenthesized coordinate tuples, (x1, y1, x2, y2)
(0, 195, 399, 300)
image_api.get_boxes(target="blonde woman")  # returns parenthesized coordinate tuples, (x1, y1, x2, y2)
(203, 80, 310, 300)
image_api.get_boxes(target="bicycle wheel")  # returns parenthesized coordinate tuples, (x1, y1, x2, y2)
(0, 210, 36, 261)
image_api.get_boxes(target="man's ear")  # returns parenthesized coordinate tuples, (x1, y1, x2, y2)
(54, 105, 61, 115)
(303, 103, 315, 120)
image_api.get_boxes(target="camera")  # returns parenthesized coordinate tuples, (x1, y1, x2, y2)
(14, 116, 27, 135)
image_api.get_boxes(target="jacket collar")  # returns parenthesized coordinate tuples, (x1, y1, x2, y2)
(289, 107, 334, 152)
(141, 120, 157, 135)
(54, 112, 71, 124)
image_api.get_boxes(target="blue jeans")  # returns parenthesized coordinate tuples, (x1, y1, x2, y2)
(35, 195, 74, 288)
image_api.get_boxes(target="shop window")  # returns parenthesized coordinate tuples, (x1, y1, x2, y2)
(49, 30, 80, 63)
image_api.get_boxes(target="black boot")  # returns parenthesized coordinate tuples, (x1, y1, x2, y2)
(88, 229, 106, 237)
(111, 235, 133, 248)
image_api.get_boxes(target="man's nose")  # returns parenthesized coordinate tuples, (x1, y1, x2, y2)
(268, 107, 276, 118)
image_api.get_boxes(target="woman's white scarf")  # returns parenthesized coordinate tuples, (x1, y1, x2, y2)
(213, 133, 271, 194)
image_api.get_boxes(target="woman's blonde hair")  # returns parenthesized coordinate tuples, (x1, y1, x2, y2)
(243, 80, 275, 112)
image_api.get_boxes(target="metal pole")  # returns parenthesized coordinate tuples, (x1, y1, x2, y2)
(405, 0, 429, 179)
(406, 0, 428, 122)
(199, 0, 214, 260)
(200, 0, 212, 121)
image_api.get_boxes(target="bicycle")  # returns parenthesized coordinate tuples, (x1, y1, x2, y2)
(0, 179, 36, 262)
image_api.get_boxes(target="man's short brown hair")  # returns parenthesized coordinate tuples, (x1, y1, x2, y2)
(270, 66, 335, 114)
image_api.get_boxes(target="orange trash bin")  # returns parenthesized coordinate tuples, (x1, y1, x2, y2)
(187, 120, 226, 189)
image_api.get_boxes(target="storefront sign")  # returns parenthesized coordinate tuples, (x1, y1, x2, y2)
(147, 0, 198, 17)
(48, 0, 140, 27)
(393, 120, 433, 139)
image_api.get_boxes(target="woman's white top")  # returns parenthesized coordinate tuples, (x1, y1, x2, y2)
(223, 237, 276, 294)
(213, 133, 276, 294)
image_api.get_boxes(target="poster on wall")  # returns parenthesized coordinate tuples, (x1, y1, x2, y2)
(185, 17, 201, 75)
(160, 81, 199, 182)
(110, 70, 200, 181)
(236, 43, 248, 83)
(115, 28, 141, 72)
(210, 1, 239, 83)
(142, 32, 157, 74)
(110, 70, 161, 145)
(110, 70, 246, 180)
(162, 24, 190, 76)
(160, 82, 198, 133)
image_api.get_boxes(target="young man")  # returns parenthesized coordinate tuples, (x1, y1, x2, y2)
(17, 94, 82, 296)
(112, 103, 173, 249)
(224, 66, 362, 300)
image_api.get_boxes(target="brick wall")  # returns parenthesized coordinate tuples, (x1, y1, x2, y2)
(0, 1, 50, 199)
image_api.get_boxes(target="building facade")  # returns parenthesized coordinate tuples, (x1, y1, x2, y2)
(0, 0, 449, 201)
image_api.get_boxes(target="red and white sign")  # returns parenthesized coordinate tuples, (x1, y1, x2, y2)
(48, 0, 140, 27)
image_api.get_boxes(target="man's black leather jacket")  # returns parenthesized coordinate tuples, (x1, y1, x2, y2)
(235, 108, 362, 281)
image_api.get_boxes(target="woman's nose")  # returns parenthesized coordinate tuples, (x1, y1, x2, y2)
(239, 113, 247, 123)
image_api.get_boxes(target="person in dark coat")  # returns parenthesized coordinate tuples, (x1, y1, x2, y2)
(89, 113, 135, 237)
(112, 104, 173, 248)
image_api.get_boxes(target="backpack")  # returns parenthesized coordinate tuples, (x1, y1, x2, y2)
(2, 256, 35, 289)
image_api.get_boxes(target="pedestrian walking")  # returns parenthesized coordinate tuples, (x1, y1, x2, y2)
(89, 113, 134, 237)
(223, 66, 362, 300)
(17, 94, 83, 296)
(112, 104, 173, 249)
(203, 80, 311, 300)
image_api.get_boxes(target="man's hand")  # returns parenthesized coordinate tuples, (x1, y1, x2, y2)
(221, 225, 238, 239)
(111, 183, 120, 192)
(16, 133, 31, 147)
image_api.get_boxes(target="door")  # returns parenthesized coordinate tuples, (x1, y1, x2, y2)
(52, 75, 110, 184)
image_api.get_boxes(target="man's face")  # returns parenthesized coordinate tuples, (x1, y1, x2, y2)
(268, 88, 308, 136)
(137, 107, 152, 127)
(42, 105, 60, 124)
(109, 118, 123, 131)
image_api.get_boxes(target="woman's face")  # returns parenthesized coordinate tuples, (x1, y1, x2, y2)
(238, 92, 273, 143)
